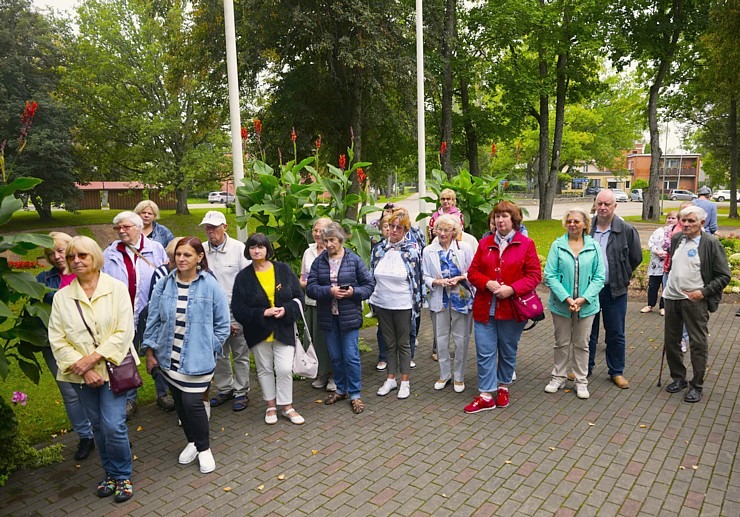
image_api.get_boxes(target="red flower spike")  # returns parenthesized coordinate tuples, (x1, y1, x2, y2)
(339, 154, 347, 171)
(315, 136, 322, 150)
(440, 141, 447, 157)
(491, 143, 497, 156)
(291, 127, 297, 143)
(254, 118, 262, 136)
(357, 167, 366, 184)
(241, 126, 248, 140)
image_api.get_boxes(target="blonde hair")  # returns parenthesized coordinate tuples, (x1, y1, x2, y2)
(134, 200, 160, 220)
(66, 236, 104, 272)
(562, 207, 591, 234)
(389, 208, 411, 232)
(164, 237, 183, 264)
(45, 232, 73, 255)
(439, 188, 457, 203)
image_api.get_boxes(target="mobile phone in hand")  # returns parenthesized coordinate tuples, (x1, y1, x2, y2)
(339, 285, 350, 290)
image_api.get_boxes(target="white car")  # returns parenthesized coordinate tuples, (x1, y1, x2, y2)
(711, 190, 740, 202)
(612, 189, 629, 202)
(208, 191, 235, 204)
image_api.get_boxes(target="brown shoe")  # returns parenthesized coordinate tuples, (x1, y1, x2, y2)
(611, 375, 630, 389)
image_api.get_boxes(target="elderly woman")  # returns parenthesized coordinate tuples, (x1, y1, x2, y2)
(543, 208, 605, 399)
(142, 237, 230, 474)
(429, 188, 464, 241)
(232, 233, 306, 425)
(134, 200, 174, 248)
(307, 222, 375, 414)
(466, 202, 542, 413)
(37, 232, 94, 461)
(300, 217, 335, 391)
(48, 236, 136, 503)
(642, 211, 678, 316)
(423, 214, 475, 393)
(370, 208, 423, 400)
(102, 211, 167, 419)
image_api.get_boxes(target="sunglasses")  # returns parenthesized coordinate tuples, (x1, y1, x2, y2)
(66, 252, 90, 260)
(113, 224, 135, 231)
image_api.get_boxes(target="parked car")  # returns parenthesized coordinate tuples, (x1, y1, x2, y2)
(669, 189, 697, 201)
(208, 191, 236, 204)
(584, 186, 602, 196)
(630, 188, 643, 202)
(711, 190, 740, 202)
(612, 189, 629, 202)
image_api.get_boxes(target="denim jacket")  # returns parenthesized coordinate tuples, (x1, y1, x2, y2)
(141, 269, 230, 375)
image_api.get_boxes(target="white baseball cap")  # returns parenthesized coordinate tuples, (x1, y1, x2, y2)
(199, 211, 227, 226)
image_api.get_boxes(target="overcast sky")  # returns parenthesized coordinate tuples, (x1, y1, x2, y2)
(34, 0, 78, 13)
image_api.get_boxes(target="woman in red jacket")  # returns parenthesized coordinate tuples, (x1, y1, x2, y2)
(465, 202, 542, 413)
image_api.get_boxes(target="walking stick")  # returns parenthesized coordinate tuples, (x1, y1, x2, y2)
(657, 342, 665, 387)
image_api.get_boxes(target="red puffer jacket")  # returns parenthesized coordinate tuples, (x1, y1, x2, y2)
(468, 233, 542, 323)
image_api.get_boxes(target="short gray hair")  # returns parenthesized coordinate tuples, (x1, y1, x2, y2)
(679, 205, 707, 222)
(321, 221, 347, 244)
(113, 211, 144, 229)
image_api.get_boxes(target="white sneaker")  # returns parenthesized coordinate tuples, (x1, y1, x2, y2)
(680, 338, 688, 353)
(198, 449, 215, 474)
(576, 385, 590, 399)
(544, 379, 565, 393)
(178, 442, 198, 464)
(410, 360, 416, 369)
(512, 371, 517, 381)
(434, 379, 450, 390)
(453, 381, 465, 393)
(377, 378, 397, 396)
(312, 375, 328, 389)
(326, 377, 337, 392)
(397, 381, 410, 399)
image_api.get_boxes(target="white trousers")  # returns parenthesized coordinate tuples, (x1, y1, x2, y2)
(433, 308, 472, 383)
(252, 340, 294, 406)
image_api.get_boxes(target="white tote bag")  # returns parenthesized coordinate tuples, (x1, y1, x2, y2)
(292, 298, 319, 378)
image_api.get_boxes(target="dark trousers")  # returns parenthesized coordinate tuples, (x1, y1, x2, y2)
(376, 308, 412, 375)
(647, 275, 665, 309)
(664, 298, 709, 389)
(172, 386, 210, 452)
(588, 286, 628, 377)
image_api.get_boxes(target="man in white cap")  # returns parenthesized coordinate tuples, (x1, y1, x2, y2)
(199, 211, 251, 411)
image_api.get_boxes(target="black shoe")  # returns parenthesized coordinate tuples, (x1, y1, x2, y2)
(97, 476, 115, 498)
(665, 380, 688, 393)
(75, 438, 95, 461)
(125, 400, 137, 420)
(684, 387, 702, 403)
(156, 394, 175, 411)
(209, 391, 234, 407)
(113, 479, 133, 503)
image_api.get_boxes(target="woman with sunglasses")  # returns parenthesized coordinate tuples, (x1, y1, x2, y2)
(48, 236, 136, 503)
(428, 188, 464, 241)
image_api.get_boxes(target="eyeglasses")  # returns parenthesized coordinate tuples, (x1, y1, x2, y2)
(440, 197, 453, 201)
(389, 224, 405, 232)
(565, 219, 583, 224)
(66, 252, 90, 260)
(113, 224, 135, 231)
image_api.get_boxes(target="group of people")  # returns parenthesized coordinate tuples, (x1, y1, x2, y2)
(38, 188, 730, 504)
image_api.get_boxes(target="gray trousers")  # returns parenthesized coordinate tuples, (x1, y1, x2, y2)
(433, 308, 471, 383)
(551, 313, 595, 386)
(213, 327, 250, 397)
(376, 308, 412, 376)
(665, 298, 709, 389)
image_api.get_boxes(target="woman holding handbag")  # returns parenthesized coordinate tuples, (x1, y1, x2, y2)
(307, 222, 375, 414)
(543, 208, 605, 399)
(465, 202, 542, 413)
(232, 233, 306, 425)
(48, 236, 136, 503)
(141, 237, 230, 473)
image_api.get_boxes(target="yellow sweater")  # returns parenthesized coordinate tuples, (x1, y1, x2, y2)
(48, 273, 135, 384)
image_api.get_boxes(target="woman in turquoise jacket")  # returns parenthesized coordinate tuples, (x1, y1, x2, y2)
(543, 208, 605, 400)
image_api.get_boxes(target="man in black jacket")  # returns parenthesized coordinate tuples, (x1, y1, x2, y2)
(588, 189, 643, 388)
(663, 205, 730, 403)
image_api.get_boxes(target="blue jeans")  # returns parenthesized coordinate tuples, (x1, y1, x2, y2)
(588, 286, 628, 377)
(325, 316, 362, 400)
(43, 348, 93, 440)
(474, 317, 526, 393)
(73, 383, 133, 480)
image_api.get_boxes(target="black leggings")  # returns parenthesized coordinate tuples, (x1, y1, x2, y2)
(647, 275, 665, 309)
(171, 387, 209, 452)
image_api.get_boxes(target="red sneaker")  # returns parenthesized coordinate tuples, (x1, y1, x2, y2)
(464, 395, 496, 414)
(496, 388, 510, 408)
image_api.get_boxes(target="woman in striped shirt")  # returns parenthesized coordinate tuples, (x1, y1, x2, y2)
(142, 237, 231, 474)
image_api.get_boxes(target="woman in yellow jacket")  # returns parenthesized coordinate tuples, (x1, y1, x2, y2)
(48, 236, 136, 504)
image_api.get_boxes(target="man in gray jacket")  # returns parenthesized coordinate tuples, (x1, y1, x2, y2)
(588, 190, 642, 388)
(663, 205, 730, 402)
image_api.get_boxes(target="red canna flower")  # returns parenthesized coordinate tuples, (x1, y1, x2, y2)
(21, 101, 38, 124)
(241, 126, 248, 140)
(491, 142, 497, 156)
(339, 154, 347, 171)
(440, 141, 447, 157)
(357, 167, 366, 184)
(315, 136, 322, 150)
(253, 118, 262, 136)
(291, 127, 297, 142)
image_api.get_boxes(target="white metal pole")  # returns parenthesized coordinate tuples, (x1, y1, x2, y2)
(416, 0, 427, 234)
(224, 0, 247, 241)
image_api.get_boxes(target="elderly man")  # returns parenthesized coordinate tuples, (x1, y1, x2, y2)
(693, 186, 718, 235)
(200, 211, 252, 412)
(588, 189, 642, 388)
(663, 205, 730, 402)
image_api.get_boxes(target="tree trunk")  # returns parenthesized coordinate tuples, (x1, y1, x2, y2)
(440, 0, 455, 178)
(30, 194, 53, 221)
(550, 51, 568, 203)
(175, 188, 190, 215)
(730, 96, 738, 219)
(460, 73, 480, 176)
(536, 46, 552, 220)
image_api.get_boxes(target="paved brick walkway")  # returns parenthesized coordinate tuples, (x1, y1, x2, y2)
(1, 303, 738, 516)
